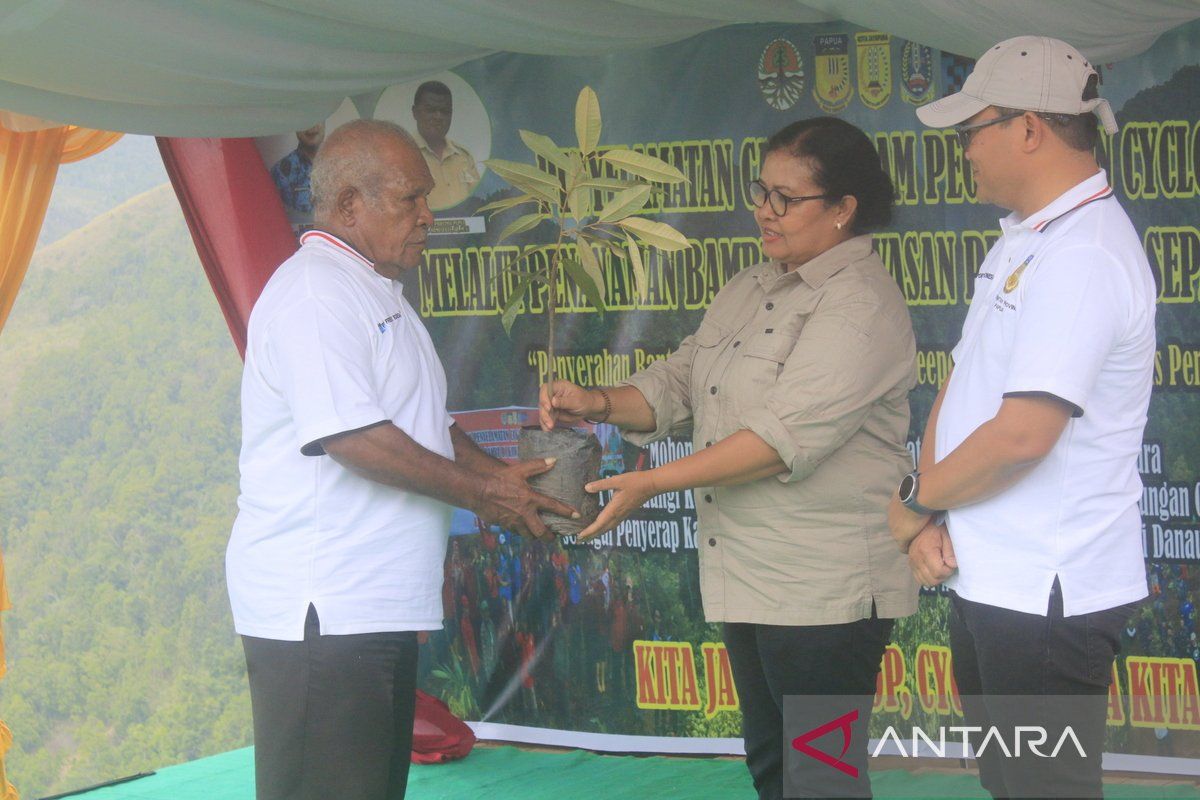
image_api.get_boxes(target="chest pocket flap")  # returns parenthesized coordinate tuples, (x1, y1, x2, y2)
(692, 320, 731, 348)
(741, 328, 798, 364)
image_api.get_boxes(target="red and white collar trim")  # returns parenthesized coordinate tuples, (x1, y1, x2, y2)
(299, 230, 373, 269)
(1030, 185, 1114, 233)
(1018, 172, 1115, 234)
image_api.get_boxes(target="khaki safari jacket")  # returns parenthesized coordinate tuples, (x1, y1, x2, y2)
(623, 235, 919, 625)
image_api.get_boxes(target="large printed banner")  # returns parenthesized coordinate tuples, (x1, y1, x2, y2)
(256, 21, 1200, 764)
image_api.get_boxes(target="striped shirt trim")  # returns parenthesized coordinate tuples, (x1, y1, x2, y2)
(1031, 187, 1115, 233)
(299, 230, 374, 269)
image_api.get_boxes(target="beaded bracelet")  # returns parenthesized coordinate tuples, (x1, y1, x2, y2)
(586, 387, 613, 424)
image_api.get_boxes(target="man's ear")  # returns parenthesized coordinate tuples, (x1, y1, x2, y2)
(1021, 112, 1044, 153)
(336, 186, 360, 225)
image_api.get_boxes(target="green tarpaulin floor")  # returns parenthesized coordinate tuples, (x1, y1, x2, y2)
(55, 745, 1200, 799)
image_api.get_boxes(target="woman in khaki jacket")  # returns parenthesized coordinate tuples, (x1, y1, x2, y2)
(539, 117, 918, 800)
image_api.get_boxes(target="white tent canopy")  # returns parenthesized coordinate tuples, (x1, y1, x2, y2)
(1, 0, 1198, 136)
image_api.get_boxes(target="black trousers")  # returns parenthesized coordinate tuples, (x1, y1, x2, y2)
(241, 605, 420, 800)
(724, 614, 894, 800)
(949, 585, 1137, 799)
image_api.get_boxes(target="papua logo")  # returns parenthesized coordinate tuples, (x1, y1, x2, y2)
(855, 31, 892, 110)
(758, 38, 805, 111)
(900, 41, 936, 105)
(813, 34, 853, 113)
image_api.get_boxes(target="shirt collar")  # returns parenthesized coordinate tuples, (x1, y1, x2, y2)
(414, 132, 465, 159)
(1000, 170, 1114, 235)
(299, 229, 375, 271)
(756, 235, 875, 291)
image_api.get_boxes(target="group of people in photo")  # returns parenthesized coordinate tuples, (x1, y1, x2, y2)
(231, 35, 1156, 800)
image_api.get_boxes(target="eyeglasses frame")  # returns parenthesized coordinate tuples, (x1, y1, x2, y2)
(954, 110, 1027, 150)
(747, 180, 833, 216)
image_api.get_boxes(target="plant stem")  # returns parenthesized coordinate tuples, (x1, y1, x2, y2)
(546, 223, 567, 396)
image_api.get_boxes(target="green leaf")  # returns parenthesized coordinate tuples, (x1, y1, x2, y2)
(507, 244, 555, 274)
(476, 193, 536, 216)
(623, 232, 649, 303)
(561, 256, 606, 315)
(597, 237, 627, 260)
(616, 217, 691, 251)
(485, 158, 561, 204)
(574, 86, 602, 155)
(574, 236, 607, 302)
(574, 177, 641, 193)
(500, 273, 539, 336)
(596, 185, 653, 223)
(496, 212, 549, 243)
(519, 130, 572, 172)
(602, 148, 688, 184)
(567, 151, 593, 221)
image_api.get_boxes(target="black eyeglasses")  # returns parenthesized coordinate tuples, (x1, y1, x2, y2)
(748, 180, 831, 216)
(954, 110, 1026, 150)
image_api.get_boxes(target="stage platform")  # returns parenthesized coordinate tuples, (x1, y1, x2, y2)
(53, 744, 1200, 799)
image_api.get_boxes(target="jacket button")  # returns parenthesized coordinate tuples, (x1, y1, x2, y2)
(710, 386, 718, 395)
(708, 538, 717, 547)
(704, 494, 713, 503)
(705, 440, 713, 447)
(765, 302, 774, 311)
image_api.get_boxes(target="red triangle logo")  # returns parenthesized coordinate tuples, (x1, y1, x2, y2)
(790, 708, 859, 778)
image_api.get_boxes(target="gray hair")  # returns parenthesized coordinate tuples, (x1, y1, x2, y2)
(310, 119, 418, 216)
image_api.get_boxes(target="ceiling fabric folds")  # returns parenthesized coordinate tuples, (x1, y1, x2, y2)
(0, 0, 1196, 136)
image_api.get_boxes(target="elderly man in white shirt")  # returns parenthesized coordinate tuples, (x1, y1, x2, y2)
(228, 119, 575, 800)
(890, 37, 1155, 799)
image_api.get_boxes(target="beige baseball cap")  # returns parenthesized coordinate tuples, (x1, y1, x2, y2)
(916, 36, 1118, 134)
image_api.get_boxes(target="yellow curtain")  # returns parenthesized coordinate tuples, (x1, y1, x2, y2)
(0, 123, 122, 332)
(0, 116, 122, 800)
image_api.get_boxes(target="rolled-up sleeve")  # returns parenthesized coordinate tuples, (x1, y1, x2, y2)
(620, 334, 701, 446)
(740, 297, 916, 483)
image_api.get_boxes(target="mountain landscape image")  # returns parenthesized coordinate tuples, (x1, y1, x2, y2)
(0, 136, 252, 796)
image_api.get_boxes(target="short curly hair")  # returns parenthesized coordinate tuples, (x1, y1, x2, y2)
(310, 119, 418, 216)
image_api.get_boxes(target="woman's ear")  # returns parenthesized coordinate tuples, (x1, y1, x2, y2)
(836, 194, 858, 230)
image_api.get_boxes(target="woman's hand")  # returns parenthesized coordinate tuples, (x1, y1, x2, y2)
(539, 380, 597, 431)
(576, 470, 661, 541)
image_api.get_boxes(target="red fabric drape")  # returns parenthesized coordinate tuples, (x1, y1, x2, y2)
(156, 137, 297, 356)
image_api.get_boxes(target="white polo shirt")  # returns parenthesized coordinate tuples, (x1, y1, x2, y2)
(936, 171, 1155, 617)
(227, 230, 455, 640)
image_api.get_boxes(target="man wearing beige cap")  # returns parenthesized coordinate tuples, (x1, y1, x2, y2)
(889, 36, 1155, 797)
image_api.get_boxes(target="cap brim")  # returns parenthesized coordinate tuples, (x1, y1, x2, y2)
(916, 91, 989, 128)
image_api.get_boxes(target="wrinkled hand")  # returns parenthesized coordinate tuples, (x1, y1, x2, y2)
(888, 493, 931, 553)
(576, 470, 660, 541)
(539, 380, 595, 431)
(474, 458, 579, 540)
(908, 521, 957, 587)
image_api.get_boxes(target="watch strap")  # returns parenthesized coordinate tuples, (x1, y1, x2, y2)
(900, 471, 940, 516)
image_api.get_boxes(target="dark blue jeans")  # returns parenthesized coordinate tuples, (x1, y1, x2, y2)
(724, 614, 894, 799)
(242, 604, 420, 800)
(949, 584, 1138, 799)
